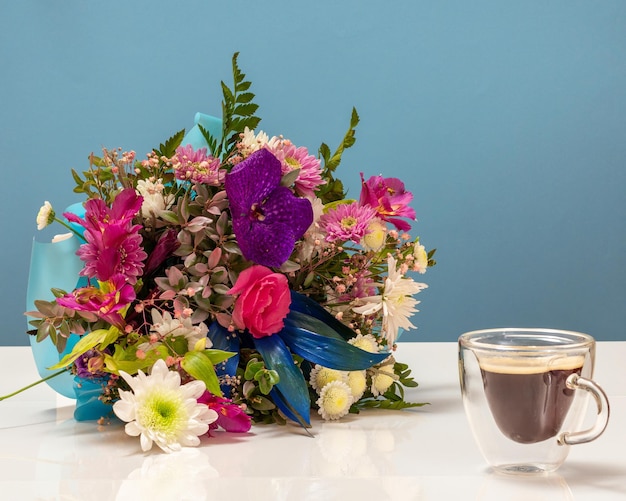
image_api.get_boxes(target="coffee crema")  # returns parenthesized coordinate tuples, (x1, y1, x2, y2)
(479, 355, 584, 444)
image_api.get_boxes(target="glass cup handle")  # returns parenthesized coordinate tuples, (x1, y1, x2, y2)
(557, 374, 610, 446)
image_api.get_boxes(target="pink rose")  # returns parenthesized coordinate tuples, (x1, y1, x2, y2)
(228, 265, 291, 338)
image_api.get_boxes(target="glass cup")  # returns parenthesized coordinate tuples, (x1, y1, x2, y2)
(458, 328, 610, 475)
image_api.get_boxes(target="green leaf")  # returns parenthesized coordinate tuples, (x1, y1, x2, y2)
(198, 124, 218, 155)
(280, 169, 301, 187)
(202, 348, 236, 366)
(322, 106, 360, 174)
(159, 210, 180, 224)
(255, 369, 280, 395)
(249, 395, 276, 411)
(356, 399, 429, 410)
(156, 129, 185, 158)
(234, 103, 259, 116)
(244, 358, 265, 380)
(36, 322, 54, 343)
(50, 288, 68, 298)
(318, 143, 331, 163)
(181, 351, 223, 396)
(236, 92, 254, 103)
(49, 328, 115, 369)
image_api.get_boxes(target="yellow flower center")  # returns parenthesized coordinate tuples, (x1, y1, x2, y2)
(137, 391, 187, 437)
(321, 385, 351, 414)
(285, 157, 301, 170)
(340, 216, 357, 229)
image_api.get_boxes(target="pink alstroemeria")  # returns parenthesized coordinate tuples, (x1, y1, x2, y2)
(56, 274, 135, 330)
(198, 392, 252, 433)
(64, 188, 147, 284)
(359, 173, 416, 231)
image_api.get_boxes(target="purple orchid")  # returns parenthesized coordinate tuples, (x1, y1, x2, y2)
(225, 149, 313, 268)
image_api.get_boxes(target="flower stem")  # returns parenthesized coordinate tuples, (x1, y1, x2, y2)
(0, 368, 69, 401)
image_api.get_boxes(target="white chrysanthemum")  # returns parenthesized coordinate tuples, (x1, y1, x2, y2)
(136, 178, 174, 219)
(317, 381, 354, 420)
(413, 242, 428, 274)
(239, 127, 269, 156)
(113, 359, 218, 453)
(347, 370, 367, 400)
(36, 201, 55, 230)
(352, 255, 428, 345)
(371, 369, 395, 397)
(348, 333, 380, 353)
(150, 309, 210, 351)
(309, 364, 348, 393)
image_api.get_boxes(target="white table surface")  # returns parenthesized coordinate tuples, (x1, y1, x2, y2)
(0, 342, 624, 501)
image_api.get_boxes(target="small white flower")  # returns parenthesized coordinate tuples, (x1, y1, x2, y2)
(316, 380, 354, 420)
(136, 178, 174, 220)
(309, 364, 348, 393)
(36, 201, 55, 230)
(299, 196, 329, 262)
(413, 242, 428, 274)
(239, 127, 269, 156)
(113, 359, 218, 453)
(352, 255, 428, 345)
(150, 309, 210, 351)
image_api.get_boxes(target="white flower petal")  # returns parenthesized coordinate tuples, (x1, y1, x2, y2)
(112, 358, 218, 453)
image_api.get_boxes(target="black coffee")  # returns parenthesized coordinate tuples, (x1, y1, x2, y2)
(480, 357, 583, 444)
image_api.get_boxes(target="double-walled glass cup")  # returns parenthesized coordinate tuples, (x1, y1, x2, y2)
(459, 328, 610, 475)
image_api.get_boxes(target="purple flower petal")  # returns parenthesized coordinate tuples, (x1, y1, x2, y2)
(225, 149, 313, 267)
(226, 149, 282, 219)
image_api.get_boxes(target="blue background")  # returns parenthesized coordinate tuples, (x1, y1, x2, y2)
(1, 1, 625, 345)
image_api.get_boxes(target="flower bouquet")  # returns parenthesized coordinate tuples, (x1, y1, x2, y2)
(13, 53, 435, 453)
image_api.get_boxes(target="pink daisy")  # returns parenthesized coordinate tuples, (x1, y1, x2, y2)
(172, 144, 224, 186)
(266, 139, 325, 197)
(319, 202, 377, 243)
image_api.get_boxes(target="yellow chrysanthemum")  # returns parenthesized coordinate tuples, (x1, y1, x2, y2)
(316, 381, 354, 420)
(309, 364, 348, 393)
(348, 333, 379, 353)
(371, 370, 395, 397)
(347, 370, 367, 400)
